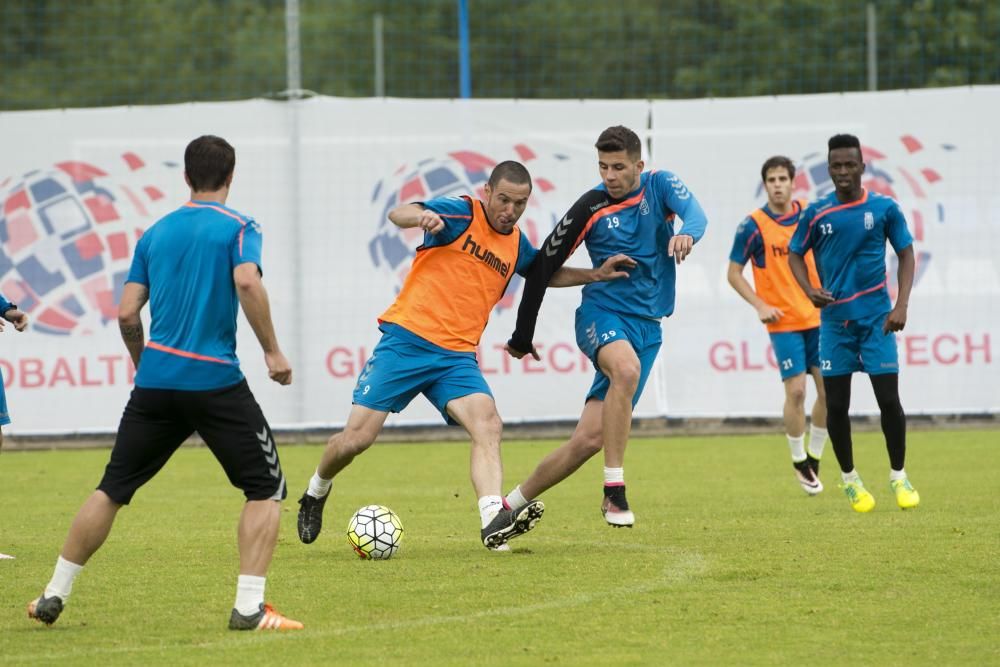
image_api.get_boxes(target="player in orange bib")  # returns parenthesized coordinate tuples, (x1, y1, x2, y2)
(296, 161, 635, 551)
(727, 156, 829, 495)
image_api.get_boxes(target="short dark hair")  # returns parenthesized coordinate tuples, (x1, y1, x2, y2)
(185, 135, 235, 192)
(828, 133, 862, 159)
(760, 156, 795, 182)
(595, 125, 642, 161)
(488, 160, 532, 190)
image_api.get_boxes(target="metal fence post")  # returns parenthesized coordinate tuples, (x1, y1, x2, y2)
(867, 2, 878, 91)
(457, 0, 471, 98)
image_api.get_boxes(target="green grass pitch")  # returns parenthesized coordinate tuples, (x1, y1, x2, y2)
(1, 429, 997, 665)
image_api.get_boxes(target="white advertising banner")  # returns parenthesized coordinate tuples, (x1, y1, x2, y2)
(0, 89, 995, 433)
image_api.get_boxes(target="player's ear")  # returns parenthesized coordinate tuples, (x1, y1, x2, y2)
(636, 159, 645, 172)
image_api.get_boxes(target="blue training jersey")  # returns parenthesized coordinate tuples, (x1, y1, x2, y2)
(789, 189, 913, 322)
(509, 170, 708, 351)
(126, 200, 263, 390)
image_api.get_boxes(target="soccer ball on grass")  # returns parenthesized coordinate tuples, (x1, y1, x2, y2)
(347, 505, 403, 560)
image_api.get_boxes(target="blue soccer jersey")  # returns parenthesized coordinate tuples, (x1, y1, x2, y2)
(509, 170, 707, 351)
(789, 189, 913, 322)
(126, 200, 263, 390)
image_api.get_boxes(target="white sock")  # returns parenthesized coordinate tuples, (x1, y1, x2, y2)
(808, 426, 828, 460)
(478, 495, 504, 529)
(890, 468, 907, 481)
(234, 574, 266, 616)
(307, 471, 332, 498)
(44, 555, 83, 601)
(603, 467, 624, 485)
(505, 485, 528, 510)
(787, 434, 807, 462)
(841, 469, 861, 484)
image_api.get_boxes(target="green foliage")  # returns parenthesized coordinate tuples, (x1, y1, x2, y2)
(2, 430, 998, 664)
(2, 0, 999, 109)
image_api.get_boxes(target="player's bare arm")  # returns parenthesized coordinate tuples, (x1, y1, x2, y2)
(234, 262, 292, 385)
(726, 261, 784, 323)
(388, 203, 444, 235)
(884, 244, 915, 333)
(549, 253, 637, 287)
(117, 282, 148, 368)
(789, 251, 834, 307)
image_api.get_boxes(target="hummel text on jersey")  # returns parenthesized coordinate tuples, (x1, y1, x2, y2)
(461, 234, 510, 277)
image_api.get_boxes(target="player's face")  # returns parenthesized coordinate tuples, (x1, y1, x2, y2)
(763, 167, 792, 207)
(828, 147, 865, 196)
(598, 150, 643, 199)
(483, 179, 531, 233)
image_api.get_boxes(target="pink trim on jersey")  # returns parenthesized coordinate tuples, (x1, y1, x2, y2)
(183, 201, 250, 257)
(830, 280, 887, 306)
(803, 189, 869, 241)
(438, 213, 472, 219)
(146, 341, 233, 365)
(572, 188, 647, 255)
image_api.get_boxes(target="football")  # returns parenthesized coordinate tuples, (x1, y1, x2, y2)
(347, 505, 404, 560)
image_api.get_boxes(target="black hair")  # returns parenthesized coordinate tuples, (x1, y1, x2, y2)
(488, 160, 532, 189)
(184, 135, 235, 192)
(828, 133, 862, 159)
(760, 156, 796, 182)
(595, 125, 642, 161)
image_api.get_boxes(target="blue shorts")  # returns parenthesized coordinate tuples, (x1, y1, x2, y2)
(574, 303, 662, 407)
(769, 328, 820, 380)
(819, 312, 899, 377)
(352, 324, 492, 424)
(0, 378, 8, 426)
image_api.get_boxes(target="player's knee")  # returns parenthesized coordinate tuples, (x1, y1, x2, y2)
(786, 383, 807, 406)
(575, 431, 603, 458)
(477, 411, 503, 442)
(608, 361, 641, 392)
(339, 425, 379, 454)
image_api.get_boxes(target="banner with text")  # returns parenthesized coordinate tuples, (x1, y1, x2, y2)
(0, 89, 995, 433)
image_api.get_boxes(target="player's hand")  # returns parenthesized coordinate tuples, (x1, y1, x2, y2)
(504, 342, 541, 361)
(6, 310, 29, 332)
(805, 287, 835, 308)
(416, 210, 445, 235)
(265, 351, 293, 385)
(756, 304, 784, 324)
(594, 254, 637, 282)
(668, 235, 694, 264)
(883, 304, 908, 333)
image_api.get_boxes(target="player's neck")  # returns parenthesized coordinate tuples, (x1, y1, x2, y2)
(190, 188, 229, 205)
(767, 200, 792, 216)
(834, 186, 863, 203)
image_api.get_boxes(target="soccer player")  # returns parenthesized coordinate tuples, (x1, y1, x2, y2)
(0, 297, 29, 453)
(28, 136, 303, 630)
(296, 161, 635, 550)
(789, 133, 918, 513)
(727, 156, 828, 495)
(504, 125, 708, 527)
